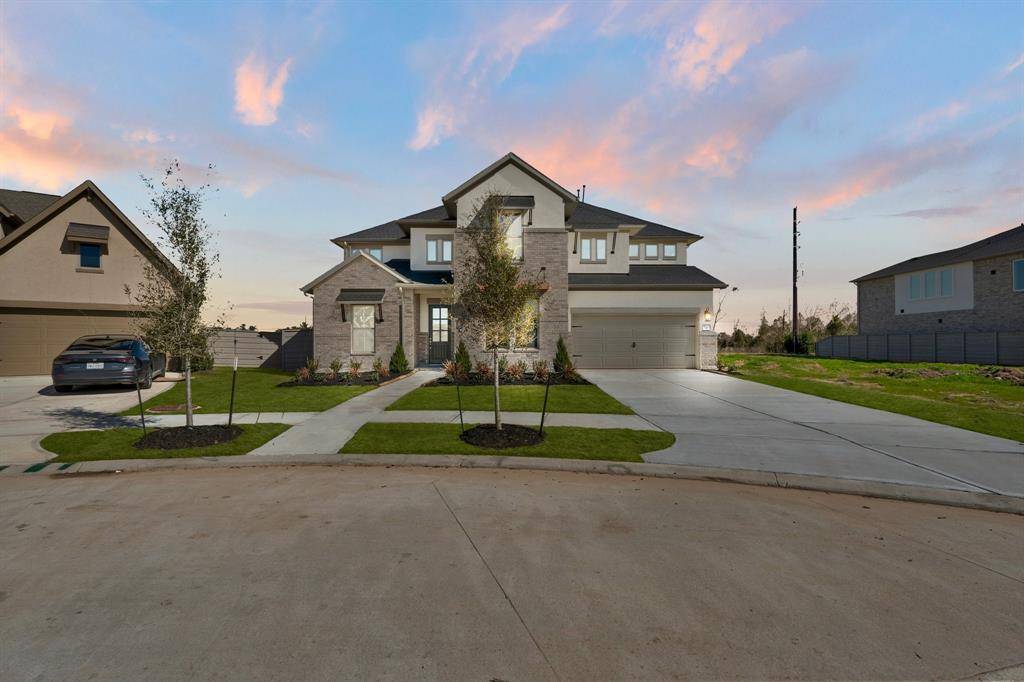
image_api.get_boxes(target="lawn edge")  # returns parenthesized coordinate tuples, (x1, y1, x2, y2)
(28, 452, 1023, 516)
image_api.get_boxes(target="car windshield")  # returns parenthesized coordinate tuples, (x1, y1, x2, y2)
(67, 337, 136, 351)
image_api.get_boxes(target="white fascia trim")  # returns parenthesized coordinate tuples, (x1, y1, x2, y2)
(300, 252, 411, 294)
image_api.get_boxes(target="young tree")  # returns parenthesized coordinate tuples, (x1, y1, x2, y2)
(126, 161, 222, 427)
(451, 192, 542, 430)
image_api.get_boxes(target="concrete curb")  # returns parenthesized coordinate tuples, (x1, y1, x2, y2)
(41, 452, 1024, 515)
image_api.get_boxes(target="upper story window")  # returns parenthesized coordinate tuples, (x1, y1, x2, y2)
(663, 243, 677, 259)
(1014, 259, 1024, 292)
(506, 214, 524, 261)
(350, 247, 383, 261)
(628, 243, 640, 259)
(909, 267, 953, 300)
(426, 236, 452, 264)
(79, 244, 102, 269)
(580, 236, 606, 263)
(644, 243, 658, 260)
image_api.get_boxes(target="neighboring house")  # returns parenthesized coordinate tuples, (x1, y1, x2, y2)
(0, 181, 172, 376)
(302, 153, 727, 370)
(852, 223, 1024, 335)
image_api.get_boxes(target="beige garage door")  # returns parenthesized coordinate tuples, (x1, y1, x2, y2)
(573, 314, 696, 369)
(0, 309, 136, 376)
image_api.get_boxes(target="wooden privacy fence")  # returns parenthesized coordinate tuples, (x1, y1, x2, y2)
(209, 329, 313, 371)
(815, 331, 1023, 366)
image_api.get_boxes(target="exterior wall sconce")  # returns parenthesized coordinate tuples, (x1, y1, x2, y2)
(704, 309, 712, 322)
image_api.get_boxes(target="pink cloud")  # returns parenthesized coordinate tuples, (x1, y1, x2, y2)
(6, 103, 71, 140)
(234, 53, 293, 126)
(408, 4, 570, 150)
(1002, 53, 1024, 77)
(660, 1, 796, 91)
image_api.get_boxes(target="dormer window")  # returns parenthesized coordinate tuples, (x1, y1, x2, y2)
(427, 236, 452, 264)
(629, 243, 640, 260)
(644, 243, 658, 260)
(664, 244, 677, 259)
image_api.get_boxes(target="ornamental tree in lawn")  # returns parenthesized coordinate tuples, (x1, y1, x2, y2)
(451, 192, 542, 430)
(126, 161, 223, 427)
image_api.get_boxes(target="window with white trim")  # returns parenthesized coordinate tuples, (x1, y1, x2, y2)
(663, 243, 677, 259)
(644, 243, 658, 260)
(1014, 259, 1024, 292)
(579, 236, 606, 263)
(506, 214, 524, 261)
(351, 305, 375, 354)
(426, 236, 452, 264)
(368, 247, 383, 261)
(628, 243, 640, 259)
(909, 267, 954, 300)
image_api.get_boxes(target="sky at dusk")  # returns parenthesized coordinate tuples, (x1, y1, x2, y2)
(2, 1, 1022, 331)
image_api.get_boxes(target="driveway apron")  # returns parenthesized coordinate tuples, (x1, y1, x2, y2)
(583, 369, 1024, 497)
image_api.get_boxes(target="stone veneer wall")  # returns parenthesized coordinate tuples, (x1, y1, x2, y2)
(858, 253, 1024, 334)
(452, 228, 570, 366)
(310, 258, 414, 368)
(699, 332, 718, 369)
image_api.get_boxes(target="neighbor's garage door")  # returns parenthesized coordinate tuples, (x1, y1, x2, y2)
(573, 314, 696, 369)
(0, 309, 136, 376)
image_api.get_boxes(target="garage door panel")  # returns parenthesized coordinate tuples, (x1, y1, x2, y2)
(573, 314, 696, 369)
(0, 310, 137, 376)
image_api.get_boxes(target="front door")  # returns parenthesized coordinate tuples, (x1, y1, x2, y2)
(428, 304, 452, 364)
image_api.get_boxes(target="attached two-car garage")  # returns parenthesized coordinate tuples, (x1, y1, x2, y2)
(0, 308, 137, 376)
(572, 314, 697, 369)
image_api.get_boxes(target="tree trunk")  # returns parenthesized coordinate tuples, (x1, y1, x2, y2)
(184, 355, 194, 428)
(492, 349, 501, 431)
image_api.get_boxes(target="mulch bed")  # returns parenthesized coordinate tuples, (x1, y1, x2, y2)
(134, 425, 242, 450)
(459, 423, 545, 449)
(280, 371, 412, 388)
(429, 372, 589, 387)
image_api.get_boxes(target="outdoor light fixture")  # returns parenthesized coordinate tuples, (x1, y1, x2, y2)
(704, 309, 712, 322)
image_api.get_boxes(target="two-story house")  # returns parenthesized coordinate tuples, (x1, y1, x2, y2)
(301, 153, 727, 370)
(0, 181, 172, 376)
(853, 223, 1024, 335)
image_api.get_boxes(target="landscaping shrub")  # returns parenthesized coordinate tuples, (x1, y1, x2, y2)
(373, 357, 389, 379)
(498, 356, 508, 376)
(295, 366, 311, 383)
(455, 340, 472, 376)
(389, 343, 410, 374)
(532, 359, 549, 382)
(348, 359, 362, 376)
(505, 359, 527, 381)
(305, 356, 320, 374)
(329, 358, 343, 375)
(475, 360, 493, 380)
(190, 348, 215, 372)
(554, 336, 571, 373)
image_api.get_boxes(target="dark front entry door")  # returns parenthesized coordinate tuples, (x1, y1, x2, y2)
(428, 304, 452, 364)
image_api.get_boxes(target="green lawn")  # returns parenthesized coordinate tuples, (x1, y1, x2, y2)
(122, 367, 375, 415)
(719, 353, 1024, 442)
(386, 383, 633, 414)
(40, 423, 291, 463)
(340, 422, 673, 461)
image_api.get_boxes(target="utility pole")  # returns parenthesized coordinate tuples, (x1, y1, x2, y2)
(792, 206, 799, 352)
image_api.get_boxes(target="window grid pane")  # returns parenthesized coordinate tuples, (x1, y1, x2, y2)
(427, 240, 437, 262)
(924, 271, 936, 298)
(645, 243, 658, 259)
(940, 269, 953, 296)
(1014, 260, 1024, 291)
(629, 243, 639, 258)
(664, 244, 677, 259)
(442, 240, 452, 262)
(580, 239, 591, 261)
(595, 239, 606, 261)
(909, 274, 920, 299)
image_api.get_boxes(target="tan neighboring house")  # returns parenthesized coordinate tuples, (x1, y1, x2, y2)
(0, 181, 171, 376)
(301, 153, 727, 371)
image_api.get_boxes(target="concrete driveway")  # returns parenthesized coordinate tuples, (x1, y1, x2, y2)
(0, 375, 173, 464)
(2, 466, 1022, 680)
(584, 370, 1024, 497)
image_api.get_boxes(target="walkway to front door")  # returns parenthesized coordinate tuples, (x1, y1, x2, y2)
(428, 304, 452, 364)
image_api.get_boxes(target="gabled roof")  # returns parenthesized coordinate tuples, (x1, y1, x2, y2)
(441, 152, 578, 217)
(0, 180, 175, 273)
(853, 223, 1024, 283)
(0, 188, 61, 224)
(330, 205, 452, 246)
(300, 251, 411, 294)
(567, 203, 702, 242)
(569, 265, 727, 289)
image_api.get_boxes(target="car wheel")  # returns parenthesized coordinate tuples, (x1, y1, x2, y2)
(54, 385, 73, 393)
(140, 368, 153, 390)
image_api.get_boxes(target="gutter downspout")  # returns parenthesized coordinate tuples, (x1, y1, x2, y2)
(397, 285, 404, 350)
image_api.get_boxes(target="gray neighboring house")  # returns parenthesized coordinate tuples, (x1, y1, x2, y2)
(852, 223, 1024, 335)
(301, 153, 727, 370)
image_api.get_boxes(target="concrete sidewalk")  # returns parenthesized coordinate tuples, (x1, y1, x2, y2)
(250, 370, 442, 455)
(584, 369, 1024, 498)
(373, 410, 657, 430)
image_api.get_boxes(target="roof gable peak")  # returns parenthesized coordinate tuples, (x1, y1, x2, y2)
(441, 152, 578, 217)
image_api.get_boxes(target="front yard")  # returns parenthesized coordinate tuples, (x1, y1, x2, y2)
(341, 422, 673, 461)
(386, 384, 633, 414)
(40, 423, 291, 462)
(719, 354, 1024, 442)
(123, 367, 375, 415)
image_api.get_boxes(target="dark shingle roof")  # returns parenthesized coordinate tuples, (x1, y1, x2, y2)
(567, 203, 701, 240)
(333, 205, 451, 243)
(853, 224, 1024, 282)
(0, 188, 61, 222)
(385, 259, 452, 285)
(569, 265, 726, 289)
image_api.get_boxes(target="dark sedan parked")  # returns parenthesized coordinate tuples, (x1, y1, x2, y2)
(51, 334, 166, 392)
